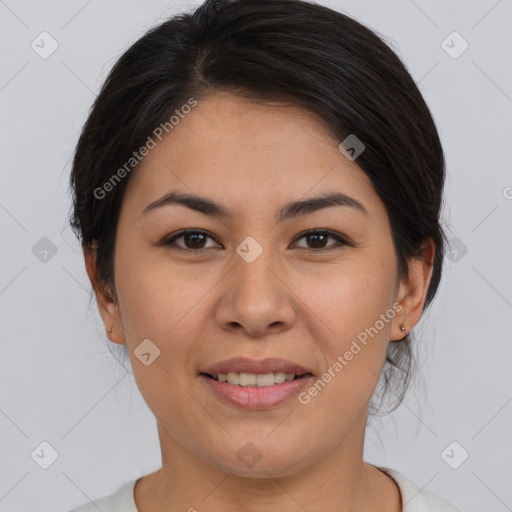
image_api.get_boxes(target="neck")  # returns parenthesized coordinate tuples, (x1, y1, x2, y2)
(134, 421, 401, 512)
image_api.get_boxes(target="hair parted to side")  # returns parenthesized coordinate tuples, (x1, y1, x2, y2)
(68, 0, 447, 415)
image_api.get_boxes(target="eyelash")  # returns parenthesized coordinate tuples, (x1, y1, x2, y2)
(159, 229, 351, 254)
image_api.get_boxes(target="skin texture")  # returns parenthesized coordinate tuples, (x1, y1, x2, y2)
(84, 92, 434, 512)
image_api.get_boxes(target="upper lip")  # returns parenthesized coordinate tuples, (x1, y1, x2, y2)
(201, 357, 313, 376)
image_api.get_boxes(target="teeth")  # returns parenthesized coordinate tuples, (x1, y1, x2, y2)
(214, 372, 299, 387)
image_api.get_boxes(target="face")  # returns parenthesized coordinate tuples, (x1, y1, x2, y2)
(87, 92, 433, 478)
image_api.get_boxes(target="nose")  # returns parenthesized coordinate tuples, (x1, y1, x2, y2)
(214, 250, 298, 338)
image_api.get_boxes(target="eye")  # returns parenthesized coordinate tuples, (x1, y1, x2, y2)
(161, 229, 220, 252)
(292, 229, 350, 251)
(159, 228, 350, 253)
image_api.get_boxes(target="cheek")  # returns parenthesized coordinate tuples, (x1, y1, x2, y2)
(114, 246, 216, 343)
(291, 260, 396, 415)
(294, 258, 396, 341)
(113, 251, 209, 412)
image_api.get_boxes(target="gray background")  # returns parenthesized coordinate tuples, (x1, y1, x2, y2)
(0, 0, 511, 511)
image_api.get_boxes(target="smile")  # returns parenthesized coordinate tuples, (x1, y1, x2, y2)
(199, 372, 314, 409)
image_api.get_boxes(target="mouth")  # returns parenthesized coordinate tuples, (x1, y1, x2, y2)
(198, 357, 315, 409)
(199, 371, 312, 388)
(198, 372, 314, 411)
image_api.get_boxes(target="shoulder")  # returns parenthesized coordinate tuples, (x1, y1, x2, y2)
(378, 466, 462, 512)
(66, 479, 139, 512)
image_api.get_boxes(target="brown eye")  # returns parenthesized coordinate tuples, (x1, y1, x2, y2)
(180, 232, 208, 249)
(159, 228, 350, 254)
(162, 230, 220, 251)
(293, 230, 349, 251)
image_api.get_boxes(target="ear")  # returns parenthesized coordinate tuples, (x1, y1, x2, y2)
(83, 242, 126, 345)
(392, 238, 435, 341)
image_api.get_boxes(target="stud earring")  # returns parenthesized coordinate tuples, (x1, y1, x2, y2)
(400, 324, 406, 333)
(108, 327, 112, 333)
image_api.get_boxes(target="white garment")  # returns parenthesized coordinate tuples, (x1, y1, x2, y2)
(67, 466, 461, 512)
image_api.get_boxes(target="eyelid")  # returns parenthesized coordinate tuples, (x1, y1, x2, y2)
(292, 228, 352, 248)
(158, 228, 352, 252)
(158, 229, 221, 251)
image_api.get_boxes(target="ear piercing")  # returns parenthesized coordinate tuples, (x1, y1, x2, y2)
(108, 327, 112, 333)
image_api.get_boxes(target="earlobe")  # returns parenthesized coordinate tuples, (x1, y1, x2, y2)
(393, 238, 435, 341)
(390, 303, 408, 341)
(83, 243, 126, 345)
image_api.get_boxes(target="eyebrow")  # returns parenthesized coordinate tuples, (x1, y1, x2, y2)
(139, 191, 369, 222)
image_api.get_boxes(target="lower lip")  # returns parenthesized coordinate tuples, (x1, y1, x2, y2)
(199, 374, 313, 409)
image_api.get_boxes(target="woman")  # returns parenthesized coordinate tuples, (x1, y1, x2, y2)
(67, 0, 460, 510)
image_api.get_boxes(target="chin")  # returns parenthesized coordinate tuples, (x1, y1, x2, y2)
(203, 437, 314, 479)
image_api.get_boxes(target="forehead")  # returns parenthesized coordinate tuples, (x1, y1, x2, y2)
(176, 94, 345, 166)
(122, 92, 381, 220)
